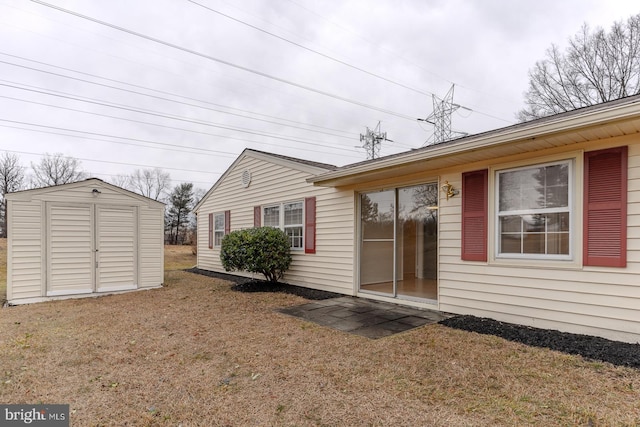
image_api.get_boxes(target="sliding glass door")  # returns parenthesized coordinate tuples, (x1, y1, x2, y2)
(359, 184, 438, 301)
(359, 190, 395, 296)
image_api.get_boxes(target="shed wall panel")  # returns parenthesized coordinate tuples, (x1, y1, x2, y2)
(97, 206, 136, 290)
(138, 206, 165, 287)
(7, 201, 43, 300)
(47, 204, 93, 295)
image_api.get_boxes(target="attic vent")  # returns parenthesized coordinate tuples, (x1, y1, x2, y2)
(241, 170, 252, 188)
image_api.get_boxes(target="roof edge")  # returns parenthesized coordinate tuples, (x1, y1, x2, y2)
(6, 177, 166, 206)
(309, 94, 640, 185)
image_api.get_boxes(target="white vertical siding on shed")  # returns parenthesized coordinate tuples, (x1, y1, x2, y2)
(6, 201, 43, 302)
(138, 205, 165, 288)
(47, 204, 94, 295)
(96, 206, 137, 291)
(6, 179, 164, 304)
(197, 154, 354, 295)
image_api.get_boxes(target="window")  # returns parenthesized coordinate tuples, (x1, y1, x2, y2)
(263, 201, 303, 249)
(214, 213, 225, 246)
(263, 205, 280, 227)
(284, 201, 303, 249)
(496, 160, 571, 259)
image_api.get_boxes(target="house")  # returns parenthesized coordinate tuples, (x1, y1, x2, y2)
(195, 95, 640, 344)
(194, 149, 355, 294)
(6, 178, 164, 304)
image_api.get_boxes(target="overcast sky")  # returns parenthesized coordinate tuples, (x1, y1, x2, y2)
(1, 0, 639, 192)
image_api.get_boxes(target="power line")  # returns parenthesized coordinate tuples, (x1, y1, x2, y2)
(284, 0, 521, 117)
(1, 148, 222, 175)
(0, 53, 358, 139)
(0, 87, 363, 157)
(0, 80, 359, 151)
(0, 118, 351, 159)
(186, 0, 435, 97)
(1, 3, 352, 134)
(0, 120, 239, 158)
(29, 0, 418, 122)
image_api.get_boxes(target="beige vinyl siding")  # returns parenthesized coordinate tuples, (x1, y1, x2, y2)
(6, 179, 164, 304)
(138, 205, 164, 288)
(197, 153, 354, 295)
(96, 206, 137, 291)
(336, 136, 640, 342)
(47, 204, 94, 295)
(438, 140, 640, 343)
(6, 200, 43, 301)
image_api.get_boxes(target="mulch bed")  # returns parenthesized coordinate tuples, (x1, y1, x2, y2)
(186, 268, 639, 368)
(440, 315, 640, 369)
(185, 268, 342, 300)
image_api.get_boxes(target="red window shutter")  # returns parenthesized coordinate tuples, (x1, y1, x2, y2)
(208, 213, 213, 249)
(305, 197, 316, 254)
(254, 206, 261, 227)
(584, 146, 627, 267)
(224, 210, 231, 235)
(461, 170, 488, 261)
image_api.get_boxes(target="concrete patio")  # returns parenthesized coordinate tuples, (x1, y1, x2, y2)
(279, 296, 450, 339)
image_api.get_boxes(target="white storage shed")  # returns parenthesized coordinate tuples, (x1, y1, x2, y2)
(6, 178, 165, 305)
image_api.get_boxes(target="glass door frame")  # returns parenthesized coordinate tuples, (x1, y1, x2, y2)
(358, 189, 397, 297)
(357, 182, 439, 302)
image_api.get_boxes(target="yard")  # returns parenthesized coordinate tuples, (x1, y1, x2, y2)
(0, 240, 639, 426)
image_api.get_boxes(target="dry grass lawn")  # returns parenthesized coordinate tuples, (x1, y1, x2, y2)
(1, 242, 639, 426)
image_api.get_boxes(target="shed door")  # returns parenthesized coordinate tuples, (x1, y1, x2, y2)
(47, 204, 94, 295)
(96, 206, 137, 291)
(47, 204, 138, 296)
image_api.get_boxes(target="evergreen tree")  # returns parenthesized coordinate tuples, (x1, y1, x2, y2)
(166, 183, 194, 245)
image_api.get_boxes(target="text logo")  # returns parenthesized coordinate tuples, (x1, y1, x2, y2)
(1, 405, 69, 426)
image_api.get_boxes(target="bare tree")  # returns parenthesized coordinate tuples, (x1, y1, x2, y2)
(30, 153, 86, 188)
(0, 152, 25, 237)
(518, 14, 640, 121)
(129, 168, 170, 201)
(110, 174, 132, 190)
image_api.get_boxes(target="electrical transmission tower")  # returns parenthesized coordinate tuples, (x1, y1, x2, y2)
(419, 84, 467, 146)
(360, 121, 392, 160)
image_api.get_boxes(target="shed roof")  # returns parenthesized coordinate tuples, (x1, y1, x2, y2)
(6, 178, 165, 207)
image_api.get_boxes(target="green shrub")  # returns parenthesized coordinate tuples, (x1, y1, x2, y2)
(220, 227, 292, 282)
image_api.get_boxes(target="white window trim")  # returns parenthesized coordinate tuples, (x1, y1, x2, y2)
(213, 212, 225, 247)
(262, 201, 304, 250)
(491, 154, 582, 265)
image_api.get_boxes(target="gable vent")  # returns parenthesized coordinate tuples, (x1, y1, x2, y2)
(241, 170, 252, 188)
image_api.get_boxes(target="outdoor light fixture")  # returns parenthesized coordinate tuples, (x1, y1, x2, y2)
(441, 181, 459, 200)
(92, 188, 101, 197)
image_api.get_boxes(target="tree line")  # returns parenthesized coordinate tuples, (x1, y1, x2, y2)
(0, 152, 204, 245)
